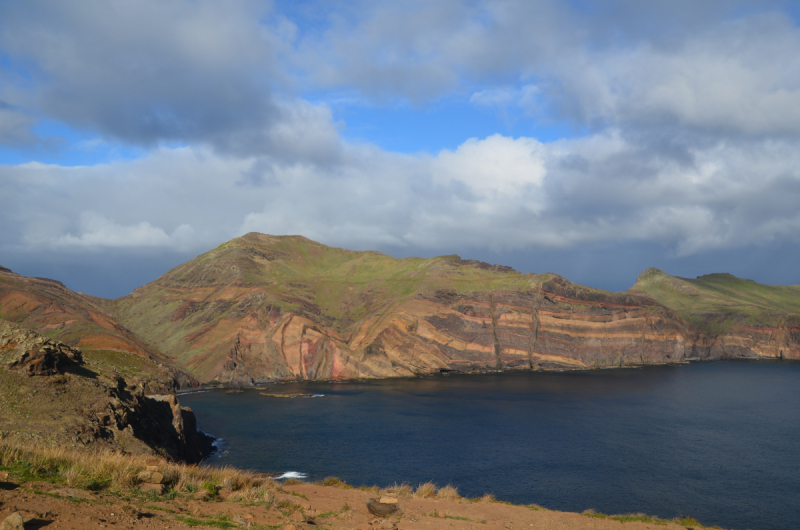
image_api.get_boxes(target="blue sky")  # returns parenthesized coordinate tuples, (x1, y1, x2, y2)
(3, 0, 800, 297)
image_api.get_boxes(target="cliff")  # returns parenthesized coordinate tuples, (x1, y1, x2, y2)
(0, 320, 212, 463)
(629, 267, 800, 360)
(5, 236, 798, 387)
(110, 233, 693, 384)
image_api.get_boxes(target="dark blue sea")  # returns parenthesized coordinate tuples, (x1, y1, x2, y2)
(180, 361, 800, 530)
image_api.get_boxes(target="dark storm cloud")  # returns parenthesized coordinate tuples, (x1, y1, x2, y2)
(0, 0, 345, 162)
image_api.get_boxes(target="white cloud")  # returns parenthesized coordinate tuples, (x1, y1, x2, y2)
(432, 134, 546, 199)
(3, 0, 800, 292)
(552, 13, 800, 135)
(3, 128, 800, 264)
(54, 212, 178, 248)
(470, 87, 517, 107)
(288, 2, 800, 137)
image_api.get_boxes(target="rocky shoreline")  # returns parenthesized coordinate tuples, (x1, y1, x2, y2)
(172, 355, 800, 393)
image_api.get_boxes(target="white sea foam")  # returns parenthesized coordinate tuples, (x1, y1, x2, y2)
(310, 394, 325, 398)
(201, 431, 228, 458)
(275, 471, 308, 480)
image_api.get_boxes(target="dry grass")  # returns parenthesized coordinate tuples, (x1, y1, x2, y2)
(479, 493, 496, 503)
(311, 476, 459, 501)
(436, 484, 460, 499)
(383, 482, 413, 498)
(413, 481, 437, 498)
(0, 439, 277, 502)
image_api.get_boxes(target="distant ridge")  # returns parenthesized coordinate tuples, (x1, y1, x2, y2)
(630, 267, 800, 359)
(109, 233, 800, 384)
(3, 234, 799, 386)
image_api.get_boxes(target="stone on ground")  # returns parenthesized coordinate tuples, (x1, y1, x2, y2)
(0, 512, 24, 530)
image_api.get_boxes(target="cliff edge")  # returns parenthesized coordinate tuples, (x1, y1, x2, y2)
(0, 320, 213, 463)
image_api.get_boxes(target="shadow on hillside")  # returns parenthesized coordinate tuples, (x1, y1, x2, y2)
(63, 364, 98, 379)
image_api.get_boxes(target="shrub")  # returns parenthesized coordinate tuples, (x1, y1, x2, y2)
(414, 482, 437, 498)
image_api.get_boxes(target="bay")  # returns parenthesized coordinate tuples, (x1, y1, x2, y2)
(180, 361, 800, 530)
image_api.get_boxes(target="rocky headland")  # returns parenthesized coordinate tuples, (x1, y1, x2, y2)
(0, 320, 212, 463)
(108, 234, 800, 385)
(2, 233, 799, 388)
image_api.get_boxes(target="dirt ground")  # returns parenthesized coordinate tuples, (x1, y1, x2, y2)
(0, 477, 708, 530)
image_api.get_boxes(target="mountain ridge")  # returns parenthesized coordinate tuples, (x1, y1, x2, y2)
(4, 233, 799, 386)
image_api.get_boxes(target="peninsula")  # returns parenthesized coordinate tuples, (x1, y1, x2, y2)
(1, 232, 798, 388)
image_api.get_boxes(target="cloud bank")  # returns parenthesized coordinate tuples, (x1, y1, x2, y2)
(2, 0, 800, 295)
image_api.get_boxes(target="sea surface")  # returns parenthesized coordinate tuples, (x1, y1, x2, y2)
(180, 361, 800, 530)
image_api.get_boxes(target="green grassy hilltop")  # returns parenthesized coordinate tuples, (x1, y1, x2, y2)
(629, 267, 800, 333)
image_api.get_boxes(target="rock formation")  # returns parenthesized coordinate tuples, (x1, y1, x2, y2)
(5, 235, 799, 387)
(0, 320, 83, 375)
(0, 266, 199, 388)
(629, 267, 800, 360)
(107, 234, 699, 383)
(0, 321, 212, 463)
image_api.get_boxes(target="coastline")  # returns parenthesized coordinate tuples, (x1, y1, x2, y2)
(175, 356, 800, 392)
(175, 360, 800, 530)
(0, 440, 721, 530)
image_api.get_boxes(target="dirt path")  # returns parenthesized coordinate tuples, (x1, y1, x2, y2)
(0, 478, 709, 530)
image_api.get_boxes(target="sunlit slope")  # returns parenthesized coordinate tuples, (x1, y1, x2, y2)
(0, 267, 164, 359)
(631, 267, 800, 321)
(630, 268, 800, 358)
(149, 233, 534, 329)
(0, 266, 198, 388)
(112, 233, 691, 384)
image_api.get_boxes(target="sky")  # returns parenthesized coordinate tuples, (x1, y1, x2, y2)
(3, 0, 800, 298)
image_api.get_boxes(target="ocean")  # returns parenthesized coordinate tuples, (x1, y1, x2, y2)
(180, 361, 800, 530)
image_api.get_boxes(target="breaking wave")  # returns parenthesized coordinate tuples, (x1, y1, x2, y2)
(275, 471, 308, 480)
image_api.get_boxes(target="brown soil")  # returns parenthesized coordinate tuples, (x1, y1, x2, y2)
(0, 479, 710, 530)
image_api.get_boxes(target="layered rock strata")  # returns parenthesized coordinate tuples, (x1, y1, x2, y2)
(7, 235, 800, 387)
(0, 266, 199, 388)
(110, 234, 706, 384)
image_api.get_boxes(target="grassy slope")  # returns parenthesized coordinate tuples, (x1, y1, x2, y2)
(114, 234, 545, 348)
(185, 234, 538, 316)
(0, 346, 174, 452)
(629, 267, 800, 332)
(0, 441, 717, 530)
(0, 269, 164, 358)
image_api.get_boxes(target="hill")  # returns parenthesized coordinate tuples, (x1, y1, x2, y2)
(109, 233, 690, 384)
(5, 235, 798, 387)
(629, 268, 800, 359)
(0, 266, 197, 388)
(0, 320, 211, 462)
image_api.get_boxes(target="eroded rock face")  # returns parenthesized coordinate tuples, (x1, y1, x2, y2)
(0, 320, 83, 375)
(109, 234, 702, 384)
(9, 234, 794, 387)
(0, 320, 213, 463)
(0, 266, 200, 389)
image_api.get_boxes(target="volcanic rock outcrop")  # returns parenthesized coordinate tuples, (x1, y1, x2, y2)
(108, 234, 697, 384)
(0, 320, 83, 377)
(629, 267, 800, 360)
(6, 235, 799, 387)
(0, 321, 212, 462)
